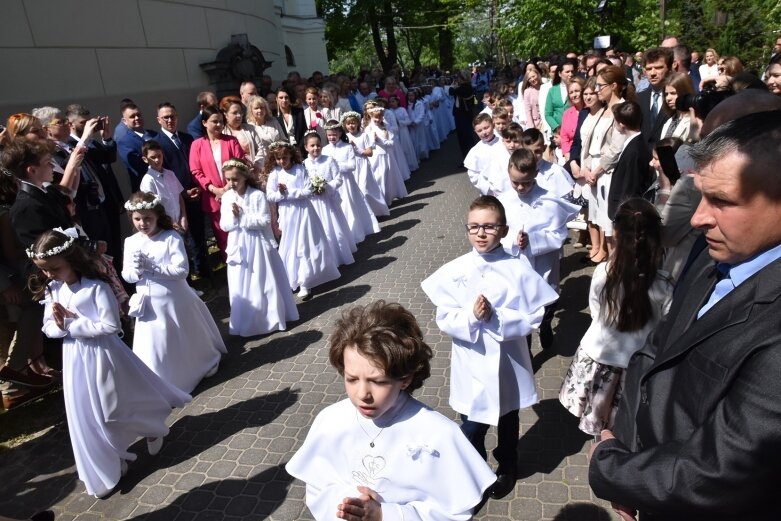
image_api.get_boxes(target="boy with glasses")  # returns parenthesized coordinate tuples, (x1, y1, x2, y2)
(422, 195, 558, 500)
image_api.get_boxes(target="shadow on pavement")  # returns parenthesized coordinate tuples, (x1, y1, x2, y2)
(516, 399, 590, 476)
(119, 389, 299, 493)
(124, 463, 293, 520)
(0, 422, 78, 518)
(551, 501, 613, 520)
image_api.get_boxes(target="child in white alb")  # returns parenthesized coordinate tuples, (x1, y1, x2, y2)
(32, 228, 190, 498)
(219, 159, 298, 336)
(464, 113, 503, 195)
(341, 112, 390, 217)
(321, 120, 380, 243)
(121, 192, 226, 394)
(303, 131, 356, 266)
(263, 140, 341, 301)
(422, 195, 558, 500)
(287, 301, 496, 520)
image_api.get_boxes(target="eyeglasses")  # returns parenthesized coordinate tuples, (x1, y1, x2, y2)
(594, 82, 610, 92)
(465, 223, 507, 235)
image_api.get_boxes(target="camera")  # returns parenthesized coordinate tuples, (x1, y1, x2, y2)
(675, 83, 734, 119)
(94, 117, 104, 132)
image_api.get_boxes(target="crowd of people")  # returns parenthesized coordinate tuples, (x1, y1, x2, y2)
(1, 32, 781, 521)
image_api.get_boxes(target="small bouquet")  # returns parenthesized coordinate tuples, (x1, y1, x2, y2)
(311, 174, 326, 195)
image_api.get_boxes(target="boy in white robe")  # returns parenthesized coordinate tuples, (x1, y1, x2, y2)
(522, 128, 575, 198)
(421, 195, 558, 500)
(464, 113, 503, 195)
(286, 301, 495, 520)
(486, 123, 524, 197)
(498, 149, 579, 350)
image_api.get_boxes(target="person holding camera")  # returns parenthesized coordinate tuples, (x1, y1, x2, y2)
(61, 104, 125, 269)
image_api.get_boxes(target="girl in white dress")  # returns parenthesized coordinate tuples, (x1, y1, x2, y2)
(363, 103, 408, 205)
(322, 120, 380, 244)
(406, 89, 430, 161)
(30, 229, 190, 498)
(286, 301, 496, 520)
(263, 141, 341, 301)
(388, 95, 419, 172)
(121, 192, 226, 394)
(303, 132, 356, 266)
(376, 98, 412, 181)
(219, 159, 298, 337)
(341, 112, 389, 217)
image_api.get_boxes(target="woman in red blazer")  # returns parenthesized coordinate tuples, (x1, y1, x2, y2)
(189, 105, 245, 256)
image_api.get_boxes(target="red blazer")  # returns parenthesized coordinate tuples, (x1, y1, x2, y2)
(189, 135, 245, 213)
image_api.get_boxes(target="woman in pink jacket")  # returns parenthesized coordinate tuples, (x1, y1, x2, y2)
(189, 105, 245, 256)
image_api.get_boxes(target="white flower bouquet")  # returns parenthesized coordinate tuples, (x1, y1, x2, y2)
(311, 174, 327, 195)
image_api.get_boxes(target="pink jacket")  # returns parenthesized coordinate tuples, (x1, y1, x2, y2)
(189, 135, 245, 213)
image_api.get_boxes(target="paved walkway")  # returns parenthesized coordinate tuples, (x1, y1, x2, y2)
(0, 136, 618, 520)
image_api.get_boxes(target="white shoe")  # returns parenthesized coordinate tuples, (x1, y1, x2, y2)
(120, 459, 128, 477)
(205, 363, 219, 378)
(147, 436, 163, 456)
(298, 286, 309, 298)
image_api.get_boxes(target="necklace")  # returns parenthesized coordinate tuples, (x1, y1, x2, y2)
(355, 394, 409, 448)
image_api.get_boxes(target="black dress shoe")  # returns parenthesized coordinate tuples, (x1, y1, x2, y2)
(488, 468, 517, 499)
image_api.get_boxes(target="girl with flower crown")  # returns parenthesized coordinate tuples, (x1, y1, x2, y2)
(121, 192, 226, 393)
(321, 119, 380, 244)
(340, 112, 389, 217)
(262, 141, 340, 301)
(219, 159, 299, 336)
(29, 228, 190, 498)
(362, 102, 407, 205)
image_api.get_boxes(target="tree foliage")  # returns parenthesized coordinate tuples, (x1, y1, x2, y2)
(318, 0, 780, 73)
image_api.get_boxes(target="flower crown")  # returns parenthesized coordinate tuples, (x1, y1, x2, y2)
(303, 129, 320, 138)
(340, 111, 361, 125)
(269, 140, 295, 152)
(222, 158, 248, 172)
(124, 195, 162, 212)
(366, 106, 385, 114)
(26, 227, 78, 260)
(323, 120, 343, 131)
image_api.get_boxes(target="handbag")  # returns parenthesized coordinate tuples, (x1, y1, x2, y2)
(127, 280, 149, 318)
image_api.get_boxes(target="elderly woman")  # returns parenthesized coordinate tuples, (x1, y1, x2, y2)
(245, 95, 283, 171)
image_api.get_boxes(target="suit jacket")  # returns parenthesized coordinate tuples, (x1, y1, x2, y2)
(274, 108, 306, 147)
(115, 122, 158, 192)
(187, 113, 204, 139)
(156, 129, 195, 190)
(589, 248, 781, 520)
(10, 183, 72, 248)
(606, 135, 651, 220)
(637, 88, 671, 146)
(188, 135, 245, 213)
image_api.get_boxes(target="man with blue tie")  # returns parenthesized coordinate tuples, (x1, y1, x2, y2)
(115, 103, 158, 192)
(155, 102, 213, 281)
(589, 107, 781, 520)
(186, 91, 218, 139)
(636, 47, 672, 147)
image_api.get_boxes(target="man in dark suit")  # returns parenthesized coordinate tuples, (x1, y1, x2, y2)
(186, 91, 217, 139)
(674, 44, 701, 94)
(589, 109, 781, 520)
(636, 47, 672, 146)
(115, 103, 157, 192)
(155, 102, 212, 280)
(63, 104, 125, 264)
(606, 101, 651, 220)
